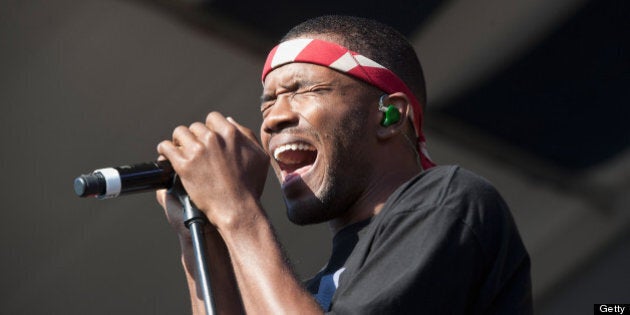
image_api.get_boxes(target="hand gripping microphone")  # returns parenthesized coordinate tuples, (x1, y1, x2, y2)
(74, 160, 175, 199)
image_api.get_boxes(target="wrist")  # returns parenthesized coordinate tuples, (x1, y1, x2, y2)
(212, 196, 268, 234)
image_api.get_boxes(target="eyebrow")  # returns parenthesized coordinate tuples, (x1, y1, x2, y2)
(260, 78, 322, 103)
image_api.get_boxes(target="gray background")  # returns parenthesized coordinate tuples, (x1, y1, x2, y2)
(1, 0, 628, 314)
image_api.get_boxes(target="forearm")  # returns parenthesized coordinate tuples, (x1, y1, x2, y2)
(218, 199, 322, 315)
(155, 112, 314, 313)
(180, 252, 208, 315)
(178, 228, 244, 315)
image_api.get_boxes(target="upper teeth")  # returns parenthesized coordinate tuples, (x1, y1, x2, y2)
(273, 143, 316, 160)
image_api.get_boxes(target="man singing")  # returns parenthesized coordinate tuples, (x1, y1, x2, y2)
(156, 15, 532, 314)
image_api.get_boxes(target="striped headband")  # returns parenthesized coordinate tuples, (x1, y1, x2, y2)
(262, 38, 435, 170)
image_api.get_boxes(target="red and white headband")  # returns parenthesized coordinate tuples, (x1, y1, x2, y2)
(262, 38, 435, 170)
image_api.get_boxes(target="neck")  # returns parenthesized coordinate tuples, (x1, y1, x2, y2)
(327, 166, 421, 235)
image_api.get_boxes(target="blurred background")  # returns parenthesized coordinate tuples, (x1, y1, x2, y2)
(1, 0, 628, 313)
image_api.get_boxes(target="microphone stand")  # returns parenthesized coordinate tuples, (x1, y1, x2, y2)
(171, 178, 216, 315)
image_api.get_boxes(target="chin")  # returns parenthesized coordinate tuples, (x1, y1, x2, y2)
(286, 203, 325, 226)
(284, 191, 350, 226)
(284, 197, 333, 226)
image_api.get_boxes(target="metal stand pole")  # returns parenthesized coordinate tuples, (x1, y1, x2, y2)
(172, 179, 216, 315)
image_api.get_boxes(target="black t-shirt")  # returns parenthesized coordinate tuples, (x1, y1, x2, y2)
(305, 165, 532, 314)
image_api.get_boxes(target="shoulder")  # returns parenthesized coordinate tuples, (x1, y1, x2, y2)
(379, 165, 520, 259)
(385, 165, 508, 217)
(331, 166, 532, 313)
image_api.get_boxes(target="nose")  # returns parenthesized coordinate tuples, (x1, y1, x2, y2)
(262, 95, 299, 134)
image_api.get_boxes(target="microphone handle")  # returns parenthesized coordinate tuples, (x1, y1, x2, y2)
(74, 160, 174, 198)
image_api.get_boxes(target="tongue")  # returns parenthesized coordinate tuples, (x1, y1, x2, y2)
(277, 150, 316, 173)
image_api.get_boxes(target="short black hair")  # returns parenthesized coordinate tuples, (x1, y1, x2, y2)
(281, 15, 427, 108)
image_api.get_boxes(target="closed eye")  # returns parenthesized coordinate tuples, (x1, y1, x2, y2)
(260, 82, 332, 117)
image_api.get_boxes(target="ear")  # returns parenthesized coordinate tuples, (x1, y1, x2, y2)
(376, 92, 411, 140)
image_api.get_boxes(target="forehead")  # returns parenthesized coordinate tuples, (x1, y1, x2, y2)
(263, 62, 352, 89)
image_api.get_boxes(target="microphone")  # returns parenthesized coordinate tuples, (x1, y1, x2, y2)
(74, 160, 175, 199)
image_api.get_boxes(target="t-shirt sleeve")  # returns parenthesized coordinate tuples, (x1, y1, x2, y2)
(327, 171, 532, 314)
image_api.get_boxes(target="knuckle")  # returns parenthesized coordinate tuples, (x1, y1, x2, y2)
(223, 123, 237, 137)
(189, 121, 203, 130)
(188, 141, 205, 154)
(156, 140, 174, 155)
(202, 130, 218, 145)
(191, 122, 204, 134)
(157, 140, 169, 148)
(174, 125, 188, 132)
(205, 111, 221, 125)
(178, 158, 196, 175)
(173, 125, 188, 137)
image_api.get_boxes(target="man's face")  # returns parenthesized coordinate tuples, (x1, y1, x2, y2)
(261, 63, 380, 225)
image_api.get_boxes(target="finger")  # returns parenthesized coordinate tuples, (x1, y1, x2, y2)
(156, 189, 179, 216)
(156, 188, 168, 208)
(204, 112, 244, 146)
(206, 111, 246, 138)
(172, 125, 200, 148)
(157, 139, 188, 165)
(226, 116, 260, 144)
(188, 121, 210, 137)
(156, 189, 185, 229)
(165, 189, 183, 211)
(189, 120, 226, 151)
(205, 111, 227, 128)
(156, 188, 184, 215)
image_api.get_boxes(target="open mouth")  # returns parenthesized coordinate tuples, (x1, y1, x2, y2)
(273, 142, 318, 183)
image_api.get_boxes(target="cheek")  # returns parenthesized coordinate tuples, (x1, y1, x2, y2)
(305, 96, 355, 125)
(339, 105, 373, 138)
(294, 99, 325, 122)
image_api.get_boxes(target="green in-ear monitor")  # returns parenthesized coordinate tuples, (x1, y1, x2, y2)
(378, 95, 400, 127)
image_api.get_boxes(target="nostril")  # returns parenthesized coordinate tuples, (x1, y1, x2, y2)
(263, 108, 299, 133)
(266, 119, 298, 133)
